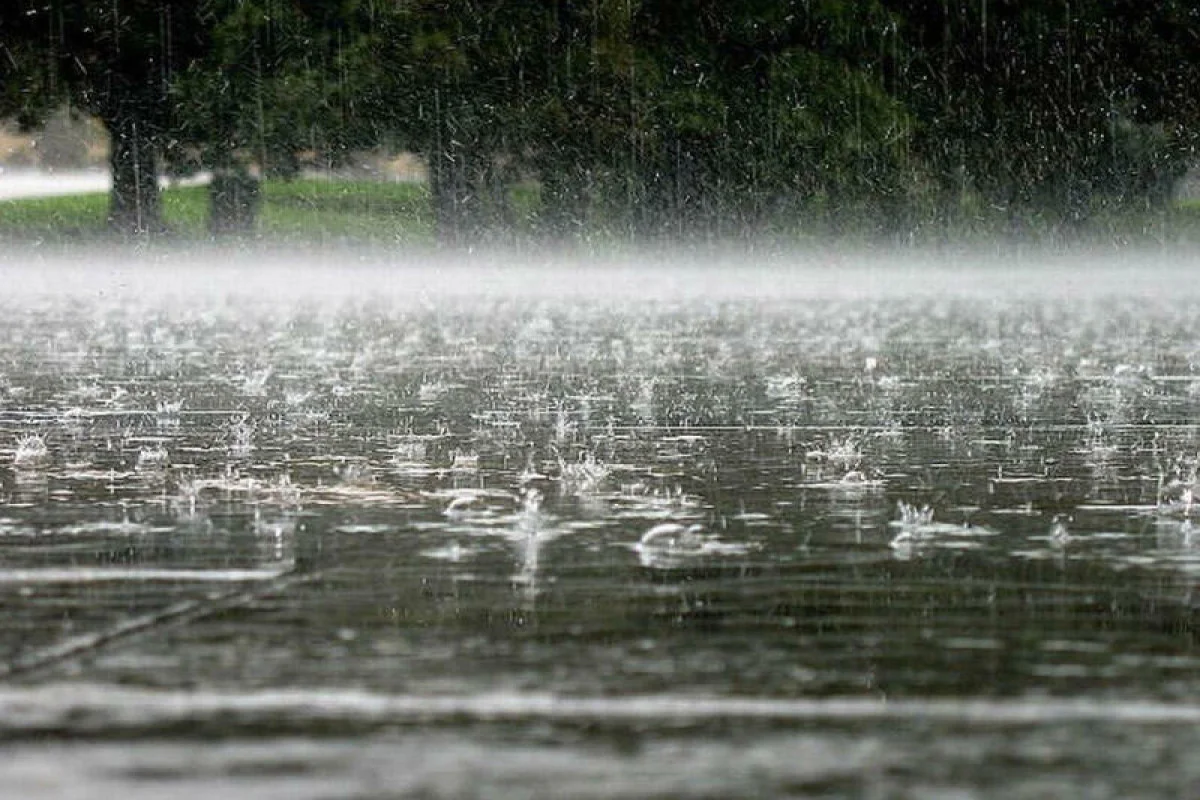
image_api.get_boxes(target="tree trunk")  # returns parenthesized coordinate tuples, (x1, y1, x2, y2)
(539, 160, 591, 241)
(105, 111, 164, 235)
(208, 168, 261, 236)
(429, 142, 483, 248)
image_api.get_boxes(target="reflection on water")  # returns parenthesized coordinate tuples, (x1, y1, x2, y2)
(1, 257, 1199, 795)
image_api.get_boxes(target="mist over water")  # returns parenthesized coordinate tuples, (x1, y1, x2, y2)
(2, 245, 1200, 797)
(0, 244, 1189, 302)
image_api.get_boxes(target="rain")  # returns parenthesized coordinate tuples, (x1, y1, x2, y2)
(3, 2, 1200, 798)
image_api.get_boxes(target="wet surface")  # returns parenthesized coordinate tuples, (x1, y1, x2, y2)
(1, 254, 1199, 796)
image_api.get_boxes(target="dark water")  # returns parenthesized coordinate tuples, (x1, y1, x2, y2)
(1, 254, 1199, 797)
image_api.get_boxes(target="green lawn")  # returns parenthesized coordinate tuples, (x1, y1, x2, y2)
(5, 176, 1200, 247)
(0, 178, 436, 245)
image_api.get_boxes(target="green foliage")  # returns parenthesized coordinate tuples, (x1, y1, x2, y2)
(169, 0, 376, 178)
(882, 0, 1200, 224)
(5, 0, 1200, 242)
(0, 1, 218, 231)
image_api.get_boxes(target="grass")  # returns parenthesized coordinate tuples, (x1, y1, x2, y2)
(6, 174, 1200, 249)
(261, 179, 434, 244)
(0, 178, 436, 245)
(0, 192, 113, 239)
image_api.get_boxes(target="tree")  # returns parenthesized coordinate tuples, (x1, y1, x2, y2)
(349, 1, 553, 245)
(1, 1, 215, 234)
(622, 0, 911, 237)
(882, 0, 1200, 228)
(8, 0, 1199, 242)
(171, 0, 374, 234)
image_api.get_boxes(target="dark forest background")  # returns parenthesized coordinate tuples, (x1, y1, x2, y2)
(3, 1, 1199, 243)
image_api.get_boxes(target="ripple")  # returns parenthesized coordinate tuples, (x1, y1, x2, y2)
(3, 685, 1200, 734)
(0, 567, 292, 584)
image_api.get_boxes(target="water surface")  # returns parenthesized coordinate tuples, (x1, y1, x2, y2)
(1, 251, 1198, 796)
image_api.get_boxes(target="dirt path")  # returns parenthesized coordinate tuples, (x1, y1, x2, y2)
(0, 168, 110, 200)
(0, 168, 211, 201)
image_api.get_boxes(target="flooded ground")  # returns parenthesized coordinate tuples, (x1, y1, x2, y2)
(1, 250, 1199, 797)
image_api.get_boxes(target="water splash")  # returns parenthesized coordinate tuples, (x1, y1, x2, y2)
(632, 521, 753, 568)
(889, 501, 994, 555)
(13, 434, 50, 467)
(1049, 514, 1072, 547)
